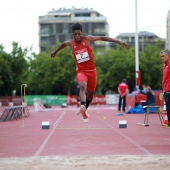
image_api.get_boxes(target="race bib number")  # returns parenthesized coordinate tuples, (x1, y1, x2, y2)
(75, 48, 90, 63)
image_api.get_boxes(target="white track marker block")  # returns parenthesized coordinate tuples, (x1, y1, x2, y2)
(61, 103, 67, 108)
(119, 120, 127, 128)
(42, 121, 50, 129)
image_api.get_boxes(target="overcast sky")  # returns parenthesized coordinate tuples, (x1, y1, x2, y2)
(0, 0, 169, 54)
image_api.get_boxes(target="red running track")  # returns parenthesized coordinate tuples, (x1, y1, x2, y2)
(0, 105, 169, 157)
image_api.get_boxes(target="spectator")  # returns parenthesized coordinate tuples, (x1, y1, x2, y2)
(141, 84, 147, 93)
(140, 86, 155, 106)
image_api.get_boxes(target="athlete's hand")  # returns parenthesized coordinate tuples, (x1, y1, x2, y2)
(51, 51, 56, 58)
(119, 42, 127, 48)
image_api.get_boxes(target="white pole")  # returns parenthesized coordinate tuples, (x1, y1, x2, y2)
(21, 84, 27, 127)
(135, 0, 139, 89)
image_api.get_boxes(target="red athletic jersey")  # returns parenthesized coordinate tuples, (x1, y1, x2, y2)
(162, 59, 170, 92)
(71, 37, 96, 71)
(118, 82, 128, 95)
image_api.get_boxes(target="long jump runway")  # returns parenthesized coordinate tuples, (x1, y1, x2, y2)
(0, 105, 169, 157)
(0, 105, 170, 170)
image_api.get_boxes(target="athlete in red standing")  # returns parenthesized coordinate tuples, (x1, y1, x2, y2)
(118, 78, 129, 113)
(51, 23, 126, 122)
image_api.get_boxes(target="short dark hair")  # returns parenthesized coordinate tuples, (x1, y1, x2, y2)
(71, 23, 83, 31)
(160, 50, 169, 55)
(122, 78, 127, 83)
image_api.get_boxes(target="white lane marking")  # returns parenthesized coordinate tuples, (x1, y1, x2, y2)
(54, 107, 117, 111)
(95, 114, 152, 155)
(34, 111, 66, 156)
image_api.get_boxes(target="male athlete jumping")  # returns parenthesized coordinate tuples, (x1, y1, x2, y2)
(51, 23, 126, 122)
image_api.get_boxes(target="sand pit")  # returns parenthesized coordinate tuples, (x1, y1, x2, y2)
(0, 155, 170, 170)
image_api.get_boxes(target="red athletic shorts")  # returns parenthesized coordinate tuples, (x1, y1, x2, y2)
(76, 70, 97, 92)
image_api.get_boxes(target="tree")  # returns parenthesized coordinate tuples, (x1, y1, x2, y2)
(28, 44, 75, 95)
(0, 42, 30, 95)
(139, 42, 163, 90)
(0, 41, 164, 96)
(94, 46, 136, 94)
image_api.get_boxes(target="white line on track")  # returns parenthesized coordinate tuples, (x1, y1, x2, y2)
(54, 107, 117, 111)
(94, 114, 152, 155)
(34, 111, 66, 156)
(29, 106, 117, 112)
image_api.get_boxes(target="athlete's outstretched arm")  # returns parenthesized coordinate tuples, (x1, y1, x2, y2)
(51, 41, 71, 58)
(86, 36, 127, 48)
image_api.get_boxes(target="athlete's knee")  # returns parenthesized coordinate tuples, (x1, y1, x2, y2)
(79, 82, 87, 91)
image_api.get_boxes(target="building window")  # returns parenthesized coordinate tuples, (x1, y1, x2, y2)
(120, 37, 129, 42)
(94, 23, 105, 34)
(75, 13, 90, 17)
(59, 35, 65, 43)
(65, 34, 71, 40)
(40, 25, 49, 34)
(41, 37, 50, 46)
(56, 24, 62, 33)
(131, 37, 135, 42)
(63, 23, 68, 33)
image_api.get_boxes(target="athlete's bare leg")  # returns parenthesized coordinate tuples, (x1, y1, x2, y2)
(86, 91, 93, 109)
(78, 81, 88, 122)
(86, 91, 93, 101)
(79, 81, 87, 103)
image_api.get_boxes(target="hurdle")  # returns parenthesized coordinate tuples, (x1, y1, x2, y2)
(0, 105, 30, 122)
(138, 106, 164, 126)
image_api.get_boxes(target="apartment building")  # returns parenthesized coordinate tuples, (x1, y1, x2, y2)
(39, 7, 109, 52)
(114, 31, 165, 51)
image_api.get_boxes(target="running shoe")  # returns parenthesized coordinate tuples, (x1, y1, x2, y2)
(163, 124, 170, 128)
(80, 105, 88, 123)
